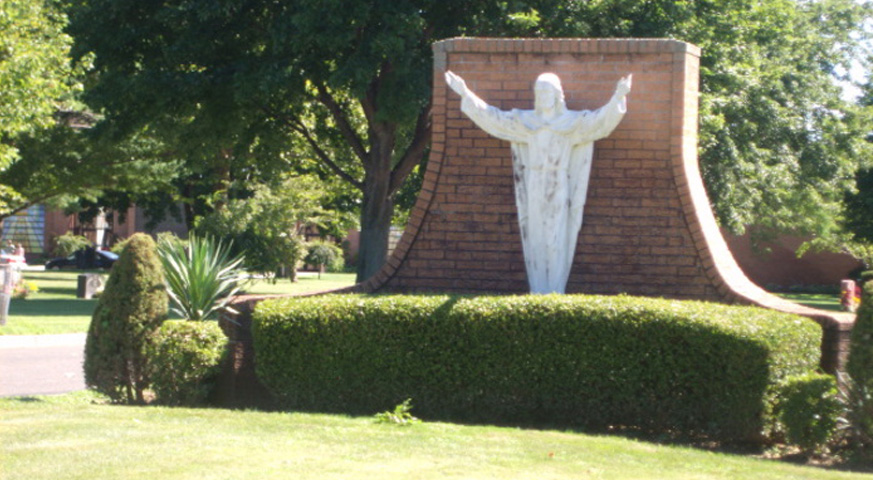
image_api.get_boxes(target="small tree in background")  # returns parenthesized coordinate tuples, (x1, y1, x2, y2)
(195, 175, 335, 282)
(53, 232, 90, 257)
(304, 240, 344, 278)
(83, 233, 167, 403)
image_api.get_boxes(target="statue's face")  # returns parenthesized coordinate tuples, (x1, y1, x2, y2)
(535, 83, 558, 110)
(533, 74, 564, 112)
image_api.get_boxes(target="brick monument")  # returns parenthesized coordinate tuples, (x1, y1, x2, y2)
(218, 38, 854, 406)
(351, 37, 852, 370)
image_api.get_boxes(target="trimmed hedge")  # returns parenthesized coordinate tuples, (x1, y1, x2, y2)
(253, 294, 821, 441)
(147, 320, 228, 406)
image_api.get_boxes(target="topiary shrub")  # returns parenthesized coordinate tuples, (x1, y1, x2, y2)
(84, 233, 167, 403)
(844, 280, 873, 455)
(776, 373, 841, 453)
(253, 294, 821, 442)
(148, 320, 228, 406)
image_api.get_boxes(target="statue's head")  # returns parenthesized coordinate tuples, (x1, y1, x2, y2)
(534, 73, 566, 115)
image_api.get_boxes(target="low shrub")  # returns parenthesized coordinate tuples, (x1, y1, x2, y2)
(776, 373, 841, 453)
(148, 320, 228, 405)
(253, 294, 821, 442)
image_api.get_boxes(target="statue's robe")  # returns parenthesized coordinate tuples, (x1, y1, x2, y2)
(458, 89, 626, 293)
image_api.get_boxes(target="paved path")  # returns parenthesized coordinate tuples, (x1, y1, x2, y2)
(0, 334, 86, 397)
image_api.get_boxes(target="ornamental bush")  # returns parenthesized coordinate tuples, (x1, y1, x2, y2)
(776, 373, 841, 453)
(148, 320, 228, 406)
(253, 294, 821, 442)
(84, 234, 167, 403)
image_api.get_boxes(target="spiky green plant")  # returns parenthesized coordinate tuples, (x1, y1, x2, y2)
(157, 234, 245, 321)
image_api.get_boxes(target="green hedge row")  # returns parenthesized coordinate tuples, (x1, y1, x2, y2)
(252, 294, 821, 441)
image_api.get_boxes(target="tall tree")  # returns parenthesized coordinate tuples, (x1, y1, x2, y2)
(67, 0, 871, 281)
(66, 0, 520, 281)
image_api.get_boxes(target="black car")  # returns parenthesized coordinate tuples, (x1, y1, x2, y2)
(45, 247, 119, 270)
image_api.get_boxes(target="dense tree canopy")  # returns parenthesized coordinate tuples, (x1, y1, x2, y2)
(0, 0, 74, 165)
(0, 0, 83, 214)
(65, 0, 872, 280)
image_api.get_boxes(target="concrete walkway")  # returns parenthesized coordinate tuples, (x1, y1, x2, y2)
(0, 333, 86, 397)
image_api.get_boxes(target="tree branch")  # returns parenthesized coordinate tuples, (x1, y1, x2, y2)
(314, 84, 369, 164)
(389, 102, 432, 195)
(286, 118, 364, 190)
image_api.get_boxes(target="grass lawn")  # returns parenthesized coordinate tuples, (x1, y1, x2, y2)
(242, 271, 356, 295)
(1, 392, 869, 480)
(774, 292, 844, 312)
(0, 270, 356, 336)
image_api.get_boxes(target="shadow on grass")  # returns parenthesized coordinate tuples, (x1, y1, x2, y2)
(10, 299, 97, 317)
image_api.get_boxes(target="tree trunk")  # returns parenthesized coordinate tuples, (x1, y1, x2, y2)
(356, 166, 394, 283)
(356, 123, 396, 283)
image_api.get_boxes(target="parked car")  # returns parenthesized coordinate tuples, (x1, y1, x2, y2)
(45, 247, 118, 270)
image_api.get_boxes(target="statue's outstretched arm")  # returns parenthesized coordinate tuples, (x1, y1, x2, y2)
(570, 74, 632, 144)
(445, 71, 469, 98)
(615, 74, 632, 100)
(444, 70, 527, 143)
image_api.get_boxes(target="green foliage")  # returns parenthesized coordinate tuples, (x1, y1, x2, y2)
(83, 233, 167, 403)
(843, 167, 873, 245)
(843, 281, 873, 454)
(157, 233, 245, 322)
(109, 237, 130, 255)
(304, 241, 344, 274)
(374, 399, 421, 426)
(147, 320, 227, 406)
(0, 120, 181, 222)
(196, 176, 331, 279)
(776, 373, 841, 453)
(52, 232, 90, 257)
(253, 294, 821, 442)
(66, 0, 872, 279)
(0, 0, 77, 168)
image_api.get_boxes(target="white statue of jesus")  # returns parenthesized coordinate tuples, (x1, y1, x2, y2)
(445, 70, 632, 294)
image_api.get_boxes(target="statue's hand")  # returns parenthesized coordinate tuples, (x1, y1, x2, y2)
(445, 70, 468, 96)
(615, 74, 632, 97)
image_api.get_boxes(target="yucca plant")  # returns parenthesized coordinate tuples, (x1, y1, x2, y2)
(157, 234, 246, 321)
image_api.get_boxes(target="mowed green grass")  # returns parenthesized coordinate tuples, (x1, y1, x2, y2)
(775, 292, 843, 312)
(0, 271, 97, 335)
(1, 392, 868, 480)
(0, 270, 356, 335)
